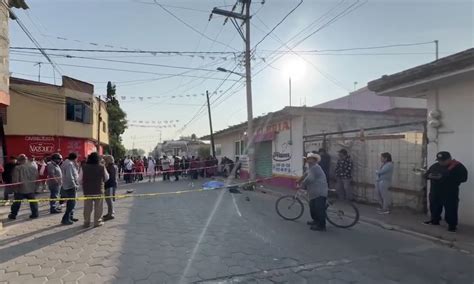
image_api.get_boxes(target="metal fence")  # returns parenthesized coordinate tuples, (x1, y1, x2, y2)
(303, 121, 428, 211)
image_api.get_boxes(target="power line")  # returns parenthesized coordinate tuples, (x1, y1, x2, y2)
(152, 0, 239, 52)
(10, 58, 241, 82)
(292, 0, 366, 47)
(5, 3, 63, 80)
(131, 0, 210, 13)
(11, 52, 226, 72)
(252, 0, 368, 91)
(10, 46, 239, 55)
(302, 41, 437, 53)
(252, 0, 304, 51)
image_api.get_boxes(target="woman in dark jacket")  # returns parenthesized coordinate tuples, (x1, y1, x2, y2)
(80, 152, 109, 228)
(103, 155, 118, 221)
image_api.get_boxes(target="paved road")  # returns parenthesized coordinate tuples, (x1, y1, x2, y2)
(0, 179, 473, 283)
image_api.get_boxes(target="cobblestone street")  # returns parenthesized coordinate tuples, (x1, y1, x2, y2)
(0, 180, 473, 283)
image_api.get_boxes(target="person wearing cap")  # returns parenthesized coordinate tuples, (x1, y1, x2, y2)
(60, 153, 80, 225)
(424, 151, 468, 232)
(299, 153, 329, 231)
(8, 154, 39, 220)
(47, 153, 63, 214)
(335, 149, 353, 200)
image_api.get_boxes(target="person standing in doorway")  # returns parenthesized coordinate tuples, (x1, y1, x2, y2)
(8, 154, 39, 220)
(424, 151, 468, 233)
(335, 149, 353, 200)
(80, 152, 109, 228)
(47, 153, 63, 214)
(375, 152, 394, 215)
(299, 153, 328, 232)
(103, 155, 118, 221)
(60, 153, 79, 225)
(317, 149, 331, 185)
(2, 156, 17, 206)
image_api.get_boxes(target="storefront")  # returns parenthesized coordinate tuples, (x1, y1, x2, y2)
(5, 135, 103, 161)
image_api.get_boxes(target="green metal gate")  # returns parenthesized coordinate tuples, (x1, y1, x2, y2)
(255, 141, 272, 177)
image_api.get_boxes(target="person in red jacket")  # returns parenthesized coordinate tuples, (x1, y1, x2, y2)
(136, 157, 145, 181)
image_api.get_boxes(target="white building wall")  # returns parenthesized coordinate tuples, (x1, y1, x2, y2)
(270, 116, 304, 177)
(426, 80, 474, 225)
(214, 131, 246, 160)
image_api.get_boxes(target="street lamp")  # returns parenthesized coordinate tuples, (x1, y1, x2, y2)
(217, 67, 245, 77)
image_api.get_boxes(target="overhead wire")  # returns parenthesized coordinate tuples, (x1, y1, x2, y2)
(10, 52, 226, 72)
(10, 58, 241, 82)
(251, 0, 368, 91)
(152, 0, 239, 52)
(252, 0, 304, 51)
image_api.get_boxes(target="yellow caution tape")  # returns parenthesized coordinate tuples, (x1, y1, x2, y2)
(3, 179, 264, 203)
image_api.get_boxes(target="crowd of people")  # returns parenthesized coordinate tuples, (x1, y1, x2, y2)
(1, 148, 467, 233)
(1, 152, 117, 227)
(300, 148, 467, 233)
(118, 155, 220, 183)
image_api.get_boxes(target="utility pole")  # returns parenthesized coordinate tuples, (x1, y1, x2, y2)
(34, 62, 41, 82)
(206, 90, 216, 157)
(212, 0, 255, 180)
(97, 95, 102, 153)
(434, 40, 439, 60)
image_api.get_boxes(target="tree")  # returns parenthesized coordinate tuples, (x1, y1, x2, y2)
(191, 133, 197, 141)
(126, 148, 145, 157)
(198, 145, 210, 158)
(104, 81, 127, 159)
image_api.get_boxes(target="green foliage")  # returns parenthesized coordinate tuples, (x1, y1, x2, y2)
(126, 148, 145, 157)
(105, 81, 127, 159)
(197, 145, 210, 158)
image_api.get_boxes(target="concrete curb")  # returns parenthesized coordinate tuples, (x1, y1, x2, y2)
(254, 187, 472, 254)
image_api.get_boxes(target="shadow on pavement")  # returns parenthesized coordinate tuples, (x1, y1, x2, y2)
(0, 224, 62, 246)
(0, 225, 90, 264)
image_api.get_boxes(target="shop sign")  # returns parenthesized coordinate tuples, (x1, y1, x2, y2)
(256, 121, 290, 135)
(25, 136, 55, 142)
(273, 162, 292, 173)
(29, 142, 55, 155)
(272, 152, 291, 162)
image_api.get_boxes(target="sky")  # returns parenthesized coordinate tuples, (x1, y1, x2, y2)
(8, 0, 474, 152)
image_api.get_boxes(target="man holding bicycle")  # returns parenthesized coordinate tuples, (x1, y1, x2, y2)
(299, 153, 329, 231)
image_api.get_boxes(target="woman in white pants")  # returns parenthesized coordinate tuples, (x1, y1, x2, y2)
(375, 152, 394, 214)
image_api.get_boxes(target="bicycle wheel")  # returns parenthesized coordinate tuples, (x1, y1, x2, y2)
(326, 199, 359, 228)
(275, 195, 304, 221)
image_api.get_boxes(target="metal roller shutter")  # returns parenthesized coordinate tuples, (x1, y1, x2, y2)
(255, 141, 272, 177)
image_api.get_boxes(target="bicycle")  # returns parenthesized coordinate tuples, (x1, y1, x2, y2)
(275, 188, 360, 228)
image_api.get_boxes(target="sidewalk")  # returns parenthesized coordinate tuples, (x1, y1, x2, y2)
(256, 184, 474, 254)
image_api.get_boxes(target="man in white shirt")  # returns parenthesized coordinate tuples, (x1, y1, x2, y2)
(124, 156, 134, 183)
(147, 157, 156, 182)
